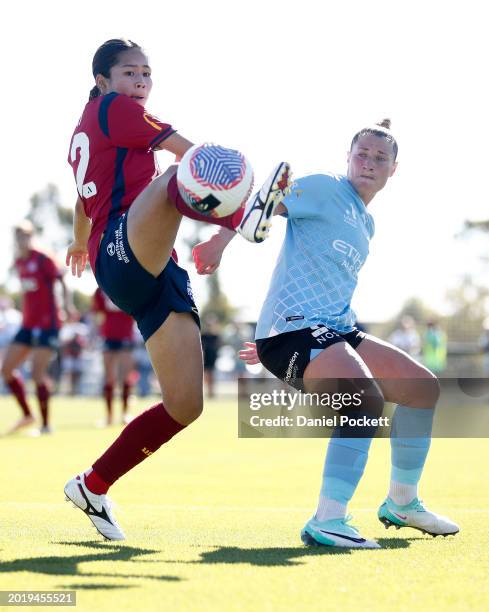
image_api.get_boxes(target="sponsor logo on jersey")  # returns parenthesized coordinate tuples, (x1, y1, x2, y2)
(20, 278, 39, 292)
(343, 202, 358, 228)
(332, 239, 364, 276)
(107, 242, 116, 257)
(143, 113, 162, 131)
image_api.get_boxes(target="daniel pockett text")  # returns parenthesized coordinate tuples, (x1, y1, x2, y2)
(242, 389, 389, 435)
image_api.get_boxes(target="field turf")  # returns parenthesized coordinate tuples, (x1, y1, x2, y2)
(0, 395, 488, 611)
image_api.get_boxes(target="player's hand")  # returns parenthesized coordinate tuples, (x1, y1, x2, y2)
(238, 342, 260, 365)
(66, 242, 88, 277)
(193, 236, 225, 275)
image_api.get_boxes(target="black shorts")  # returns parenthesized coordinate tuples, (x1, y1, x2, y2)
(13, 327, 59, 350)
(95, 213, 200, 342)
(256, 325, 366, 390)
(103, 338, 135, 352)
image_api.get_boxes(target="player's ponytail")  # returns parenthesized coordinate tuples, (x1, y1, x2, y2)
(89, 85, 100, 101)
(350, 118, 398, 160)
(88, 38, 142, 102)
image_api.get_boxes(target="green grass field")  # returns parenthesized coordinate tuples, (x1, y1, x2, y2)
(1, 394, 488, 611)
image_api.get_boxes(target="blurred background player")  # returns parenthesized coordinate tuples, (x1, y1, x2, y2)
(60, 312, 89, 395)
(201, 314, 221, 399)
(92, 288, 136, 425)
(422, 320, 447, 374)
(388, 315, 421, 358)
(1, 221, 71, 434)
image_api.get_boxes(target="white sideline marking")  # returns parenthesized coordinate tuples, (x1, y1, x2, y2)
(1, 502, 488, 514)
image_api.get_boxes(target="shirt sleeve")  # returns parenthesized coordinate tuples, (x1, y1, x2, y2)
(41, 254, 62, 280)
(102, 93, 176, 150)
(283, 174, 338, 220)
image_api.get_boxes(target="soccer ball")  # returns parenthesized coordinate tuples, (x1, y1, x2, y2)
(177, 143, 254, 218)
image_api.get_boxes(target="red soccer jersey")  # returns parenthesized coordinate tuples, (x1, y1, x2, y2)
(68, 93, 176, 267)
(93, 288, 134, 341)
(15, 249, 62, 330)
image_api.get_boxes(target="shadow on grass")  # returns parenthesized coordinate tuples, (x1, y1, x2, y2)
(0, 542, 181, 588)
(60, 584, 136, 590)
(164, 537, 413, 567)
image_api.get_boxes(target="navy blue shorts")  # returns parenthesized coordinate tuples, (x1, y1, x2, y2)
(13, 327, 59, 350)
(95, 213, 200, 342)
(256, 325, 366, 390)
(104, 338, 135, 352)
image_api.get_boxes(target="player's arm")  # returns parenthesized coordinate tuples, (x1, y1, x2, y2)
(193, 227, 236, 275)
(154, 133, 194, 162)
(58, 275, 76, 320)
(66, 197, 90, 277)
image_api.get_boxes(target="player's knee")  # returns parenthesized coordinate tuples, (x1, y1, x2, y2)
(1, 363, 13, 380)
(31, 373, 47, 386)
(419, 373, 441, 407)
(163, 388, 203, 424)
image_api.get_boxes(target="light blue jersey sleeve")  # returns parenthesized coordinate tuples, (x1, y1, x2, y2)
(282, 173, 343, 220)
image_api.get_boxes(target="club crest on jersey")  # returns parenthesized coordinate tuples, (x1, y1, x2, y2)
(107, 242, 116, 256)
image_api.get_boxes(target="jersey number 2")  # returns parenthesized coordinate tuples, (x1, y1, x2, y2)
(71, 132, 97, 199)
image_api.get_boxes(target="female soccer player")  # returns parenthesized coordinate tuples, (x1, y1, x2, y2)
(193, 120, 459, 549)
(92, 288, 136, 425)
(2, 221, 70, 435)
(63, 38, 292, 540)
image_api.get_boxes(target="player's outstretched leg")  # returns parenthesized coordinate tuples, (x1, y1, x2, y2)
(237, 162, 292, 243)
(169, 162, 292, 242)
(64, 473, 125, 541)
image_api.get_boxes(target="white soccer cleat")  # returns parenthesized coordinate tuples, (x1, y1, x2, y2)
(378, 497, 459, 537)
(237, 162, 292, 243)
(301, 515, 381, 549)
(64, 474, 125, 541)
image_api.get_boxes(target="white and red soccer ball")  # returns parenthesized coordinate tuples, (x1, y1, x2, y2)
(177, 143, 254, 218)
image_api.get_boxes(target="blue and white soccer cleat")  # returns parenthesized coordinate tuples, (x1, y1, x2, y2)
(237, 162, 292, 243)
(64, 474, 125, 541)
(301, 515, 380, 549)
(378, 497, 459, 537)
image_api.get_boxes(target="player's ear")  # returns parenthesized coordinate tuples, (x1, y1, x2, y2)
(389, 161, 398, 177)
(95, 74, 108, 95)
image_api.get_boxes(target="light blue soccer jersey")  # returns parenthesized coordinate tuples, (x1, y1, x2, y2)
(255, 173, 375, 339)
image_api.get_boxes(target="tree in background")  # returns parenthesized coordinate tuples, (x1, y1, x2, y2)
(26, 184, 73, 254)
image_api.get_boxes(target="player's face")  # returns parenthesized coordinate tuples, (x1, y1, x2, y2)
(347, 134, 397, 204)
(15, 230, 32, 253)
(97, 49, 152, 107)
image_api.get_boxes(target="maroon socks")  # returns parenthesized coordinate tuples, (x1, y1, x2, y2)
(167, 174, 244, 231)
(103, 383, 114, 420)
(7, 375, 32, 417)
(36, 383, 50, 428)
(122, 382, 131, 412)
(87, 402, 186, 492)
